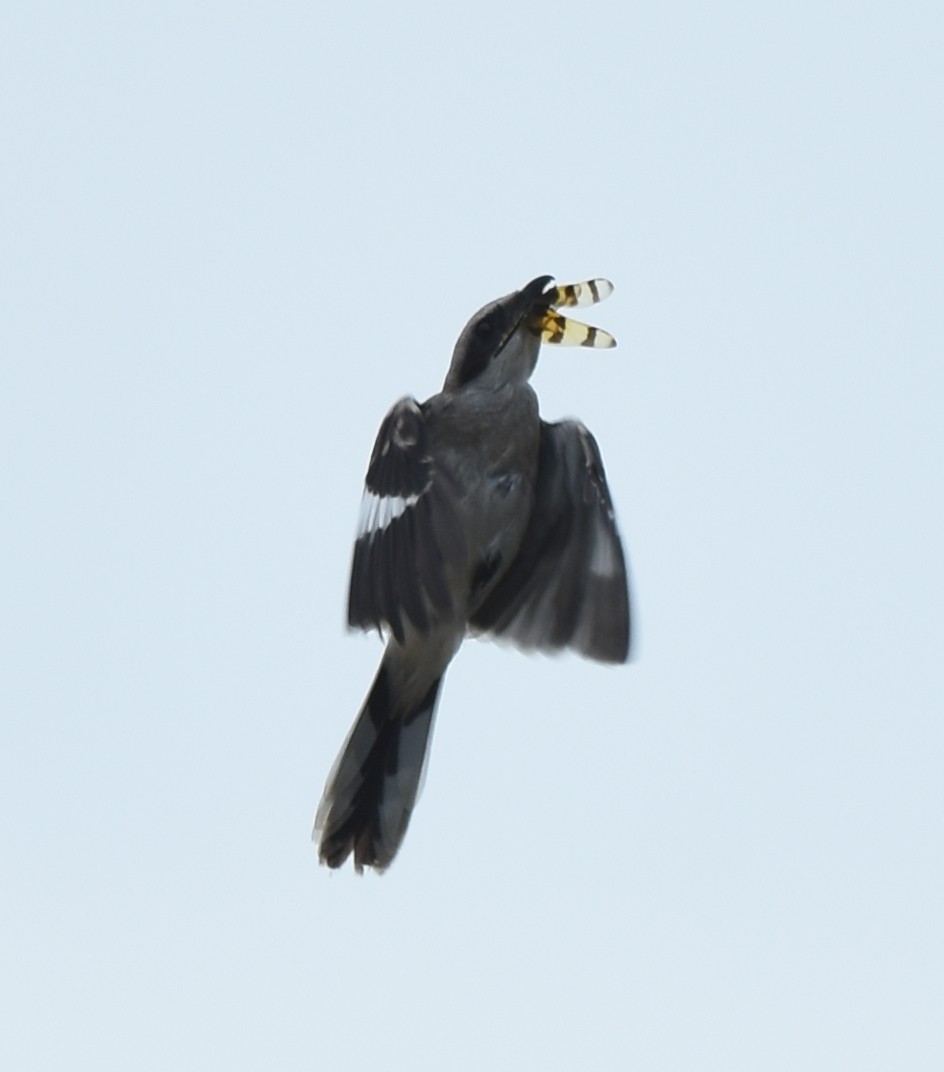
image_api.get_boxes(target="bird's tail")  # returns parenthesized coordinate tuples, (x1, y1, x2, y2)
(315, 661, 443, 872)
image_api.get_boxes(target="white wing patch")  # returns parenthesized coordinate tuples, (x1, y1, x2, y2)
(357, 490, 421, 538)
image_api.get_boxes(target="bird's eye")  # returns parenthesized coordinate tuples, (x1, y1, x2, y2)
(474, 316, 495, 340)
(451, 307, 508, 387)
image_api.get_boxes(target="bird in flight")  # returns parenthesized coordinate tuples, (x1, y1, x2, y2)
(315, 275, 631, 872)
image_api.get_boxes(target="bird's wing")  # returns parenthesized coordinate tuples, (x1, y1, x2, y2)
(348, 396, 465, 643)
(470, 419, 631, 663)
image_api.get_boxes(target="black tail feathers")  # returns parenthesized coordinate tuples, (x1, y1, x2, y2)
(315, 663, 442, 872)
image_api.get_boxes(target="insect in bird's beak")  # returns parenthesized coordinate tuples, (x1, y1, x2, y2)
(529, 277, 617, 349)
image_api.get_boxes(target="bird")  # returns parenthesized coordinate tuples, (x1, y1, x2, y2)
(314, 274, 631, 872)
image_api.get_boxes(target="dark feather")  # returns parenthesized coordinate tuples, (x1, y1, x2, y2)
(470, 420, 631, 663)
(317, 663, 443, 872)
(348, 397, 464, 637)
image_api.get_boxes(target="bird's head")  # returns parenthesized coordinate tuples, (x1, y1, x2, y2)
(443, 275, 616, 392)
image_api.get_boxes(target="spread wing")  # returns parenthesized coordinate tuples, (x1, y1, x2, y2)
(347, 397, 464, 643)
(470, 420, 631, 663)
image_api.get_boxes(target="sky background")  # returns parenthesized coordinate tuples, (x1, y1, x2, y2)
(2, 2, 942, 1069)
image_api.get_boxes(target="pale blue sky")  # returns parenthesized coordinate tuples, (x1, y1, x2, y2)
(2, 3, 942, 1069)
